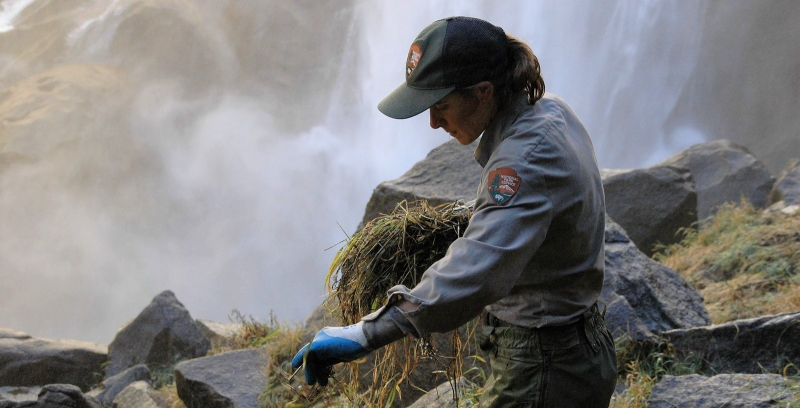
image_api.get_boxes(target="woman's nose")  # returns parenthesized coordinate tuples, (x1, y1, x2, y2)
(430, 109, 443, 129)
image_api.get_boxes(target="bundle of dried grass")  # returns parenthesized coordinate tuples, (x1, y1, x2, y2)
(327, 200, 471, 324)
(324, 199, 476, 406)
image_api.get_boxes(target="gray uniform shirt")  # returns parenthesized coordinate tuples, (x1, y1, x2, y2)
(366, 92, 605, 338)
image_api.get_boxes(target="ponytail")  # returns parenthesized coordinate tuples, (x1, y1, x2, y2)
(494, 34, 545, 105)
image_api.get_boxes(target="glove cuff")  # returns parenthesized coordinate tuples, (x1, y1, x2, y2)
(361, 306, 419, 349)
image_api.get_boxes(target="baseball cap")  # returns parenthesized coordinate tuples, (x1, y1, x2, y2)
(378, 17, 508, 119)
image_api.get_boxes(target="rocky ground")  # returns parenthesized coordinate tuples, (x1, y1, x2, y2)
(1, 139, 799, 407)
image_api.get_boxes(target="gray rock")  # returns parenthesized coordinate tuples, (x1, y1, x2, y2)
(90, 365, 150, 407)
(769, 158, 800, 206)
(0, 331, 107, 391)
(662, 312, 800, 374)
(360, 140, 481, 226)
(195, 320, 243, 349)
(174, 348, 268, 408)
(105, 291, 210, 379)
(0, 330, 31, 341)
(37, 384, 102, 408)
(407, 378, 473, 408)
(111, 381, 164, 408)
(0, 387, 40, 403)
(601, 166, 697, 256)
(649, 374, 793, 408)
(659, 140, 775, 219)
(602, 218, 711, 339)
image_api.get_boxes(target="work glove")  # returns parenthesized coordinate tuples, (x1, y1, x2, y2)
(291, 322, 372, 386)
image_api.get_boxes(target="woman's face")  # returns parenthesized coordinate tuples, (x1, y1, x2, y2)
(429, 83, 496, 145)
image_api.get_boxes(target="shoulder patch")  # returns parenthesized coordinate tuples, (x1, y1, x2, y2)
(488, 167, 522, 205)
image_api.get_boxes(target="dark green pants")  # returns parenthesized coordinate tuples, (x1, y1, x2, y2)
(478, 305, 617, 408)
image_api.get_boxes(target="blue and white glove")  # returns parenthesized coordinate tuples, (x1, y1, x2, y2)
(291, 322, 372, 386)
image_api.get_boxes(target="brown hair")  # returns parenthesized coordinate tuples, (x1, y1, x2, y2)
(493, 34, 545, 105)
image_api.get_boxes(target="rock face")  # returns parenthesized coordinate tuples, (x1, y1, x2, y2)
(659, 140, 775, 219)
(662, 312, 800, 374)
(174, 348, 268, 408)
(195, 320, 243, 350)
(0, 384, 104, 408)
(105, 291, 210, 378)
(407, 378, 472, 408)
(769, 158, 800, 206)
(0, 330, 107, 391)
(648, 374, 793, 408)
(112, 381, 164, 408)
(361, 140, 481, 226)
(89, 365, 151, 407)
(602, 218, 711, 339)
(601, 166, 697, 256)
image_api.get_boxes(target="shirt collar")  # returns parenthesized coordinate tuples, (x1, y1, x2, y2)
(474, 92, 531, 167)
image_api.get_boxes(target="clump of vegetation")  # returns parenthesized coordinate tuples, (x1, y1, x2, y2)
(323, 200, 473, 406)
(610, 335, 703, 408)
(655, 201, 800, 323)
(327, 200, 470, 323)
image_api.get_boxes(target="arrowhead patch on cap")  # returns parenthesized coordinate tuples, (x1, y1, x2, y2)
(488, 167, 522, 205)
(406, 43, 422, 78)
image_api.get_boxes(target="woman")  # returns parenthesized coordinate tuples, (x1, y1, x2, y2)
(293, 16, 616, 407)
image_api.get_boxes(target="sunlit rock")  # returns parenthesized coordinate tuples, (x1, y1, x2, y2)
(0, 329, 107, 391)
(195, 320, 243, 350)
(407, 378, 474, 408)
(0, 64, 130, 161)
(769, 157, 800, 207)
(111, 381, 164, 408)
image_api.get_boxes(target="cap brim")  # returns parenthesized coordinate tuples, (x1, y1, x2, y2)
(378, 83, 455, 119)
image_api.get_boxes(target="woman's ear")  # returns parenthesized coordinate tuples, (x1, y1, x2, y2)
(475, 81, 494, 102)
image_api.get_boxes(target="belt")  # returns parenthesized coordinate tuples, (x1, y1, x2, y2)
(484, 303, 601, 336)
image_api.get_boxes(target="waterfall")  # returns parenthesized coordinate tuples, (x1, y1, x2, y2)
(0, 0, 797, 343)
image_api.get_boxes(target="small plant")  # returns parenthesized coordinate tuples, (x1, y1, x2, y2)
(610, 335, 704, 407)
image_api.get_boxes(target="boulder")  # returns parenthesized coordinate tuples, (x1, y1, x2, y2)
(769, 158, 800, 206)
(195, 320, 243, 349)
(360, 140, 481, 226)
(35, 384, 101, 408)
(88, 365, 150, 407)
(601, 166, 697, 256)
(601, 218, 711, 339)
(659, 140, 775, 219)
(662, 312, 800, 374)
(0, 330, 107, 391)
(105, 291, 210, 378)
(0, 330, 30, 341)
(112, 381, 165, 408)
(174, 348, 268, 408)
(0, 387, 40, 404)
(407, 378, 473, 408)
(648, 374, 793, 408)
